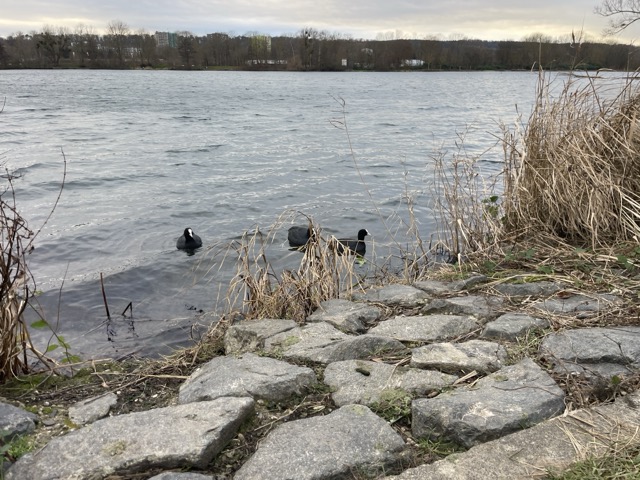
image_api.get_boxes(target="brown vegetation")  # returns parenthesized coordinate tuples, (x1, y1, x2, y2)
(0, 154, 68, 382)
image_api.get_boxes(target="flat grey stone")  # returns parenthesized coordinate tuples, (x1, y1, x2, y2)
(386, 389, 640, 479)
(354, 284, 430, 307)
(411, 340, 508, 374)
(450, 275, 488, 291)
(541, 326, 640, 378)
(481, 313, 549, 341)
(224, 319, 297, 354)
(6, 397, 254, 480)
(234, 404, 405, 480)
(413, 280, 455, 296)
(264, 322, 406, 364)
(307, 299, 381, 333)
(0, 402, 37, 439)
(492, 281, 562, 297)
(532, 293, 621, 315)
(412, 358, 565, 448)
(421, 295, 502, 322)
(324, 360, 457, 407)
(178, 353, 316, 404)
(68, 392, 118, 425)
(263, 321, 349, 356)
(368, 315, 478, 343)
(148, 473, 213, 480)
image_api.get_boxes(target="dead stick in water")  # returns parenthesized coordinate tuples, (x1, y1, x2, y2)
(121, 302, 132, 317)
(100, 272, 111, 320)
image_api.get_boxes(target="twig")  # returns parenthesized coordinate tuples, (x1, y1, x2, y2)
(100, 273, 111, 320)
(121, 302, 133, 317)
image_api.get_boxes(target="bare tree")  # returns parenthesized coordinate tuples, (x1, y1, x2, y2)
(106, 20, 130, 67)
(73, 24, 100, 66)
(133, 29, 157, 67)
(596, 0, 640, 34)
(36, 25, 71, 67)
(177, 31, 198, 68)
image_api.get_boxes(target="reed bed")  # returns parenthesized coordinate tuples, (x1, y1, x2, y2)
(224, 214, 367, 322)
(503, 71, 640, 249)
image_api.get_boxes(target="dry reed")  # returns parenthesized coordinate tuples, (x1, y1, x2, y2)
(503, 71, 640, 249)
(430, 131, 504, 260)
(224, 214, 367, 322)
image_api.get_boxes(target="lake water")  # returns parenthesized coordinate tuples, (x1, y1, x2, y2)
(1, 69, 543, 360)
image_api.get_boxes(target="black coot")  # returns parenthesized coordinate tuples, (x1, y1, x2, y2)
(334, 229, 369, 256)
(288, 225, 311, 249)
(176, 228, 203, 250)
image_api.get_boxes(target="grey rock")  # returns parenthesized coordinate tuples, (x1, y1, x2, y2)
(224, 319, 297, 354)
(68, 392, 118, 425)
(532, 293, 622, 316)
(0, 401, 37, 439)
(421, 295, 502, 322)
(412, 358, 565, 448)
(492, 280, 562, 297)
(413, 280, 456, 296)
(353, 284, 430, 307)
(178, 353, 316, 404)
(320, 334, 408, 362)
(414, 276, 487, 296)
(541, 326, 640, 378)
(368, 315, 478, 343)
(386, 387, 640, 479)
(148, 473, 213, 480)
(411, 340, 508, 374)
(234, 404, 405, 480)
(264, 322, 406, 364)
(450, 275, 488, 291)
(6, 397, 254, 480)
(264, 321, 349, 352)
(324, 360, 457, 407)
(307, 298, 382, 333)
(481, 313, 549, 341)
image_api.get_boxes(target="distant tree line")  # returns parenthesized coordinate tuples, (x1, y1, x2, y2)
(1, 21, 639, 71)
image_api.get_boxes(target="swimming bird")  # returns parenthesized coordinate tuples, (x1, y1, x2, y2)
(176, 228, 202, 250)
(333, 229, 369, 257)
(288, 225, 311, 249)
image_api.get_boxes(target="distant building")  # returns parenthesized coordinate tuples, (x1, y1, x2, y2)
(402, 59, 425, 67)
(155, 32, 178, 48)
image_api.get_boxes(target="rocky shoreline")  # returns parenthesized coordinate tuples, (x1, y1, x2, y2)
(3, 275, 640, 479)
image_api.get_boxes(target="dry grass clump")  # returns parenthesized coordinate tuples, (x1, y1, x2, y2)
(0, 169, 35, 381)
(430, 133, 503, 260)
(503, 71, 640, 249)
(224, 214, 367, 322)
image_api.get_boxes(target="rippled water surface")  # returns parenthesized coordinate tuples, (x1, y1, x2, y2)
(1, 69, 542, 358)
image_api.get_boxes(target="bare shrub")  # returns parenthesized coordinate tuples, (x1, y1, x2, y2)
(0, 168, 35, 381)
(0, 154, 67, 382)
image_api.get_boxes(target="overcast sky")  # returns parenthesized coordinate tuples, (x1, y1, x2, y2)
(0, 1, 635, 43)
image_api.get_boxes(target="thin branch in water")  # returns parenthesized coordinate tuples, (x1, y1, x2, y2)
(100, 272, 111, 321)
